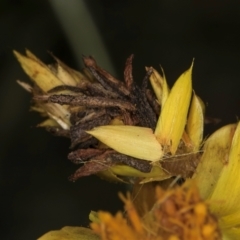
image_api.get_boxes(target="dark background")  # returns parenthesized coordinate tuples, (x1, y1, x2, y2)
(1, 0, 240, 239)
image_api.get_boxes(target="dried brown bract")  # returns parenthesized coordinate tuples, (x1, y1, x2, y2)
(15, 51, 202, 183)
(33, 55, 160, 181)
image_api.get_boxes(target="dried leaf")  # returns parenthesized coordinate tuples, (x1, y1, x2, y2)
(68, 149, 106, 164)
(161, 152, 201, 178)
(69, 159, 113, 181)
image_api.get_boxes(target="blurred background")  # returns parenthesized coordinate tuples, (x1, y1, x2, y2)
(1, 0, 240, 239)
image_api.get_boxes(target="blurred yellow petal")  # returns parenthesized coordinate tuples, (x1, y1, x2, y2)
(13, 50, 63, 92)
(222, 227, 240, 240)
(87, 125, 163, 161)
(91, 211, 139, 240)
(186, 92, 205, 150)
(155, 62, 193, 154)
(119, 192, 144, 234)
(193, 124, 236, 199)
(220, 210, 240, 229)
(38, 226, 100, 240)
(210, 122, 240, 216)
(89, 211, 100, 223)
(97, 169, 127, 183)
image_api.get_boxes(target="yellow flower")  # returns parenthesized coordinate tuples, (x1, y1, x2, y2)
(193, 122, 240, 239)
(38, 183, 221, 240)
(90, 182, 221, 240)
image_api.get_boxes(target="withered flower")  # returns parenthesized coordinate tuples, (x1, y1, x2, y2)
(15, 50, 171, 183)
(15, 50, 240, 239)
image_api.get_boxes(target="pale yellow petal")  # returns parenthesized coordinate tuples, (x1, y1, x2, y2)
(161, 70, 169, 107)
(186, 92, 205, 150)
(147, 67, 169, 106)
(87, 125, 163, 161)
(55, 64, 78, 86)
(30, 105, 46, 114)
(109, 117, 124, 125)
(110, 164, 170, 182)
(97, 169, 127, 183)
(43, 103, 71, 130)
(25, 49, 46, 66)
(147, 67, 164, 103)
(37, 118, 59, 128)
(14, 50, 63, 92)
(16, 80, 32, 92)
(52, 55, 91, 83)
(155, 62, 193, 154)
(210, 122, 240, 216)
(193, 124, 236, 199)
(38, 226, 100, 240)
